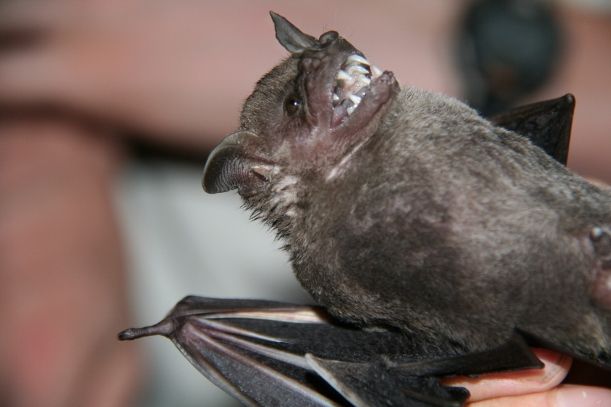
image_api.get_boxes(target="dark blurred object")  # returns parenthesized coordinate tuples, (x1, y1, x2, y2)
(455, 0, 564, 115)
(566, 359, 611, 388)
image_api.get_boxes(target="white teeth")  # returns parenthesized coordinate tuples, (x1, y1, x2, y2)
(336, 70, 351, 81)
(333, 54, 382, 118)
(347, 54, 369, 66)
(371, 65, 383, 78)
(336, 69, 356, 87)
(349, 94, 362, 105)
(347, 65, 370, 75)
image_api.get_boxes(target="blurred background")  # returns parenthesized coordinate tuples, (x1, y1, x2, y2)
(0, 1, 609, 406)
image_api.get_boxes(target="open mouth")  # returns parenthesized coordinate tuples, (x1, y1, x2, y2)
(331, 53, 383, 126)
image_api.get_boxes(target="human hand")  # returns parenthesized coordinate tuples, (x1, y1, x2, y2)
(0, 0, 290, 146)
(445, 349, 611, 406)
(0, 119, 141, 407)
(0, 0, 466, 149)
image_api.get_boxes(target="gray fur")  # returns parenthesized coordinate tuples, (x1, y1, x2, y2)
(204, 15, 611, 367)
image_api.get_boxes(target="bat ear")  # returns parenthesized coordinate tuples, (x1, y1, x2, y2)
(270, 11, 318, 53)
(203, 131, 272, 194)
(490, 94, 575, 165)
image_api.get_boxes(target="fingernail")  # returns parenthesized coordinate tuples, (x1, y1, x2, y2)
(556, 385, 611, 407)
(530, 348, 572, 384)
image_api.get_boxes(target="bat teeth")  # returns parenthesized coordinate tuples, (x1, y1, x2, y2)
(348, 94, 362, 106)
(346, 65, 370, 76)
(347, 54, 370, 66)
(371, 65, 383, 78)
(352, 74, 371, 87)
(333, 54, 379, 113)
(336, 70, 352, 82)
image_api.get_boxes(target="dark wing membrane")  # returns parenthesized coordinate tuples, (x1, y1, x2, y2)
(387, 334, 541, 378)
(490, 94, 575, 165)
(306, 355, 467, 407)
(173, 322, 339, 407)
(119, 296, 542, 407)
(120, 297, 347, 406)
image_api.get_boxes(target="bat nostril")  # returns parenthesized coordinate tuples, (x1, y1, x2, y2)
(302, 57, 321, 70)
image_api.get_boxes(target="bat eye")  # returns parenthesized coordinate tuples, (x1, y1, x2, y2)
(285, 95, 302, 116)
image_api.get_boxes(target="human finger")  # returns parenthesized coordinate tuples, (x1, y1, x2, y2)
(444, 348, 572, 402)
(469, 384, 611, 407)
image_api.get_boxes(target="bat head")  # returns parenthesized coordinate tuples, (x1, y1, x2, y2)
(203, 12, 399, 231)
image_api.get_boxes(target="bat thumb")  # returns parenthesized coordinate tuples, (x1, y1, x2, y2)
(118, 318, 175, 340)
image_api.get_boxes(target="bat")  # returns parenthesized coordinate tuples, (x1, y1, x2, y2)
(120, 12, 610, 406)
(203, 11, 611, 363)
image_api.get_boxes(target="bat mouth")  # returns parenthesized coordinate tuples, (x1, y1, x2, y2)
(331, 53, 384, 126)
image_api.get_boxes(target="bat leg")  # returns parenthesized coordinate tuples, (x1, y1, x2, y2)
(306, 354, 467, 407)
(489, 94, 575, 165)
(518, 328, 611, 372)
(389, 333, 542, 378)
(451, 332, 544, 375)
(304, 334, 541, 407)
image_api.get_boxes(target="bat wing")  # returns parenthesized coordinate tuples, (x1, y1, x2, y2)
(119, 296, 541, 406)
(120, 297, 345, 407)
(490, 94, 575, 165)
(305, 355, 468, 407)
